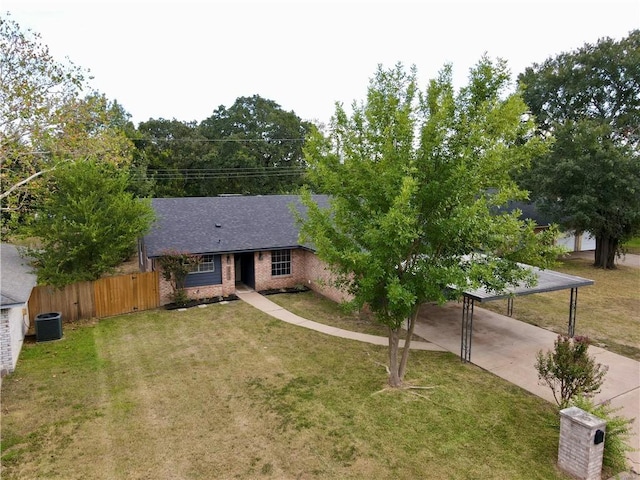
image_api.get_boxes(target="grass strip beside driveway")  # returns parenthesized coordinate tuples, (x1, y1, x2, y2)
(1, 301, 574, 479)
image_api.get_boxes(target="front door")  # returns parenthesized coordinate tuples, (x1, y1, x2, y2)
(237, 252, 255, 289)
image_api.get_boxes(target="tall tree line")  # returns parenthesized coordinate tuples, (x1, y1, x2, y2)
(133, 95, 315, 198)
(518, 30, 640, 269)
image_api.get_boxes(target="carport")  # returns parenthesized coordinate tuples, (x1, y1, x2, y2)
(460, 266, 594, 362)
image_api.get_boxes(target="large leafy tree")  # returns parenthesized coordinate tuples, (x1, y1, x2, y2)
(27, 160, 155, 287)
(518, 30, 640, 269)
(299, 60, 559, 388)
(198, 95, 313, 195)
(135, 118, 211, 197)
(133, 97, 314, 197)
(0, 15, 135, 234)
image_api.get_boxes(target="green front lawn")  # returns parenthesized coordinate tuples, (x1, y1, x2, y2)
(1, 301, 574, 479)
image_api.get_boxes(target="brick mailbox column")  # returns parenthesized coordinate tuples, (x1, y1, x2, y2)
(558, 406, 606, 480)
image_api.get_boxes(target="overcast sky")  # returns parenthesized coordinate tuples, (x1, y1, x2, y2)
(4, 0, 639, 126)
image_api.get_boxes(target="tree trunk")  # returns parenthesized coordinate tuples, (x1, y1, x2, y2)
(398, 309, 419, 381)
(594, 234, 618, 269)
(387, 309, 420, 387)
(388, 327, 402, 387)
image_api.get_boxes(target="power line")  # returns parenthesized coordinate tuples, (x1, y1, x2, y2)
(138, 137, 306, 143)
(143, 173, 304, 180)
(149, 166, 305, 172)
(132, 166, 307, 182)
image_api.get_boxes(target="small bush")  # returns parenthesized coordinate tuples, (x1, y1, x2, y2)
(171, 288, 190, 307)
(571, 395, 635, 475)
(535, 335, 608, 408)
(156, 250, 201, 306)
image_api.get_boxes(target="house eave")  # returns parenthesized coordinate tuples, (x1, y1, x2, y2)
(147, 244, 312, 259)
(0, 302, 27, 309)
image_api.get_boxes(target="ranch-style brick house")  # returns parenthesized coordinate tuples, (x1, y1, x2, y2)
(139, 194, 593, 307)
(139, 194, 345, 305)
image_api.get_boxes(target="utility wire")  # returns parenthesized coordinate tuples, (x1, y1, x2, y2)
(137, 173, 305, 181)
(138, 137, 306, 143)
(132, 166, 306, 181)
(149, 166, 305, 172)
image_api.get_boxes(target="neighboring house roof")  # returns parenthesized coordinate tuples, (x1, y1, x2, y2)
(502, 200, 553, 227)
(1, 244, 37, 308)
(144, 195, 329, 258)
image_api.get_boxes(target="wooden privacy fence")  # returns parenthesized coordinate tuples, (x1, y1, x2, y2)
(28, 272, 160, 323)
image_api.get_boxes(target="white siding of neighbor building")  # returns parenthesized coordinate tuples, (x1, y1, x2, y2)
(1, 244, 37, 376)
(0, 306, 29, 375)
(557, 231, 596, 252)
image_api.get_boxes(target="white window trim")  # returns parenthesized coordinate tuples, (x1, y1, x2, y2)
(271, 249, 291, 277)
(189, 254, 215, 274)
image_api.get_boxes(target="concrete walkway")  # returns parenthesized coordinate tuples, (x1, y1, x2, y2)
(235, 289, 446, 352)
(236, 288, 640, 473)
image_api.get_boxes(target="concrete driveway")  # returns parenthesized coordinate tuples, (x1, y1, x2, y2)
(414, 301, 640, 473)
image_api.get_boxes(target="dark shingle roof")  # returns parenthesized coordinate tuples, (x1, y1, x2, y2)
(144, 195, 329, 258)
(1, 244, 37, 307)
(501, 200, 553, 227)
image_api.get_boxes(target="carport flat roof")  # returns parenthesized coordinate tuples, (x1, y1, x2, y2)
(463, 265, 594, 302)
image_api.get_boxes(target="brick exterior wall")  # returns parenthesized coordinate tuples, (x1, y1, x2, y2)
(152, 249, 351, 306)
(0, 306, 29, 376)
(157, 255, 236, 305)
(254, 249, 307, 291)
(0, 309, 12, 375)
(558, 406, 606, 480)
(300, 250, 352, 303)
